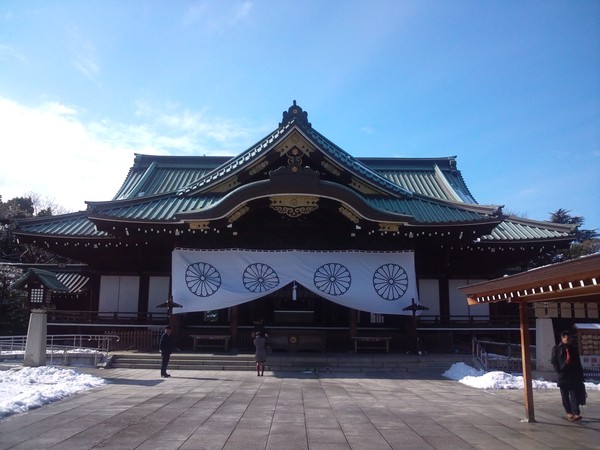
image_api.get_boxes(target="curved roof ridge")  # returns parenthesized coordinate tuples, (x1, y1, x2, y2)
(303, 126, 413, 198)
(128, 160, 157, 198)
(176, 177, 415, 224)
(407, 192, 502, 217)
(434, 164, 463, 202)
(86, 190, 177, 210)
(176, 121, 293, 196)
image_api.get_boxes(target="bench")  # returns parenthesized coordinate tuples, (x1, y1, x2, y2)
(190, 335, 231, 352)
(352, 336, 392, 353)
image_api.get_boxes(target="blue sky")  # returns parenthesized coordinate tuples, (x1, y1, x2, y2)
(1, 1, 598, 231)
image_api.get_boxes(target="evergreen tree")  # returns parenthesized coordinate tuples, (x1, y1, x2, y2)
(548, 208, 599, 262)
(0, 265, 28, 335)
(0, 194, 69, 264)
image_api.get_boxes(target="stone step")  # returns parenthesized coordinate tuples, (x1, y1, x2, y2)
(109, 352, 474, 373)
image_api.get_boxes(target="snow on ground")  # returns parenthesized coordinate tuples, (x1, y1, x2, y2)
(442, 362, 600, 391)
(1, 362, 599, 420)
(0, 366, 105, 419)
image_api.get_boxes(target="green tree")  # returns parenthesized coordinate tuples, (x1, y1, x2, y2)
(0, 196, 34, 218)
(549, 208, 599, 262)
(0, 265, 28, 335)
(0, 194, 70, 264)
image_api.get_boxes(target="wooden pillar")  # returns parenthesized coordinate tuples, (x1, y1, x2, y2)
(439, 277, 450, 324)
(349, 309, 357, 337)
(519, 301, 536, 422)
(138, 274, 149, 316)
(230, 305, 239, 345)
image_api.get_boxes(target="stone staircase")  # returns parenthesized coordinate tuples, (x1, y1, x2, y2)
(109, 351, 476, 375)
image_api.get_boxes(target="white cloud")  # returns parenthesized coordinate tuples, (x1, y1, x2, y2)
(0, 96, 268, 211)
(40, 101, 79, 116)
(133, 100, 264, 150)
(233, 1, 252, 22)
(182, 1, 209, 26)
(182, 1, 252, 29)
(0, 97, 137, 211)
(0, 43, 26, 63)
(68, 28, 100, 81)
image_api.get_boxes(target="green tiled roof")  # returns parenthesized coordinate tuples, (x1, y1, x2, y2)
(177, 124, 294, 196)
(302, 126, 413, 198)
(91, 195, 221, 221)
(11, 268, 70, 292)
(12, 103, 575, 244)
(113, 155, 231, 200)
(15, 213, 107, 237)
(366, 197, 492, 224)
(481, 217, 575, 241)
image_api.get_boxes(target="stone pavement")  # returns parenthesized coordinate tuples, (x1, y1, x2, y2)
(0, 367, 598, 450)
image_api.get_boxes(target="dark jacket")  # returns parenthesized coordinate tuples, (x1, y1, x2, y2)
(551, 342, 584, 387)
(159, 332, 174, 355)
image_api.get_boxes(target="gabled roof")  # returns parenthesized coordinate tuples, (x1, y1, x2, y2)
(12, 102, 575, 244)
(10, 268, 70, 292)
(113, 155, 229, 201)
(112, 154, 475, 204)
(55, 272, 91, 294)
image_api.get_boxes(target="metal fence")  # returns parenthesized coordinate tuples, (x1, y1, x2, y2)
(0, 334, 120, 366)
(472, 337, 536, 373)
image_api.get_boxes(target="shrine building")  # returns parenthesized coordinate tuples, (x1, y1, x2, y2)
(11, 102, 577, 353)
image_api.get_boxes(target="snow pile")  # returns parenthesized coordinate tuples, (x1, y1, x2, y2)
(0, 366, 105, 419)
(443, 362, 600, 391)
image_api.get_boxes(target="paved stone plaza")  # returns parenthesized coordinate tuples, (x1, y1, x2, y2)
(0, 368, 598, 450)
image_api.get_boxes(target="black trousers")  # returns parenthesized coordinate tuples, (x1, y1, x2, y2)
(161, 352, 171, 375)
(559, 384, 580, 415)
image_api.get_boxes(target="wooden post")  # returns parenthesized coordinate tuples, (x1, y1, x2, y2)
(519, 301, 536, 422)
(349, 309, 357, 337)
(230, 305, 239, 346)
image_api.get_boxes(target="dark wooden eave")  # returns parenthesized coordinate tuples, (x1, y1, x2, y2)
(460, 253, 600, 305)
(176, 165, 414, 225)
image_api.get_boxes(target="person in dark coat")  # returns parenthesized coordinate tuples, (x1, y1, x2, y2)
(253, 330, 268, 376)
(159, 325, 174, 378)
(551, 330, 585, 421)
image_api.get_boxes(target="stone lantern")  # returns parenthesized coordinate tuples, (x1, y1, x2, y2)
(10, 268, 69, 366)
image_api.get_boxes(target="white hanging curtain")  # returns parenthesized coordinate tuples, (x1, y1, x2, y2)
(172, 248, 419, 314)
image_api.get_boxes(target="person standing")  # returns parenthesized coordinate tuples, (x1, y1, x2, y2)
(551, 330, 585, 421)
(159, 325, 174, 378)
(254, 330, 268, 376)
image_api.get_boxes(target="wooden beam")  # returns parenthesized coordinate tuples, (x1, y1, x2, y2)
(459, 253, 600, 301)
(467, 284, 600, 305)
(516, 285, 600, 303)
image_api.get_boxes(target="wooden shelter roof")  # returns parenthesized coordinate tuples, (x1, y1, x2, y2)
(459, 252, 600, 423)
(459, 253, 600, 305)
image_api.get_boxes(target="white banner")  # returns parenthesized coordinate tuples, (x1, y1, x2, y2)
(172, 249, 419, 314)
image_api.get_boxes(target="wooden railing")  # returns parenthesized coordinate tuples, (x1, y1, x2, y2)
(48, 310, 168, 325)
(39, 310, 527, 354)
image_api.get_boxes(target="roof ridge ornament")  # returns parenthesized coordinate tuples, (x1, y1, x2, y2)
(280, 100, 311, 128)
